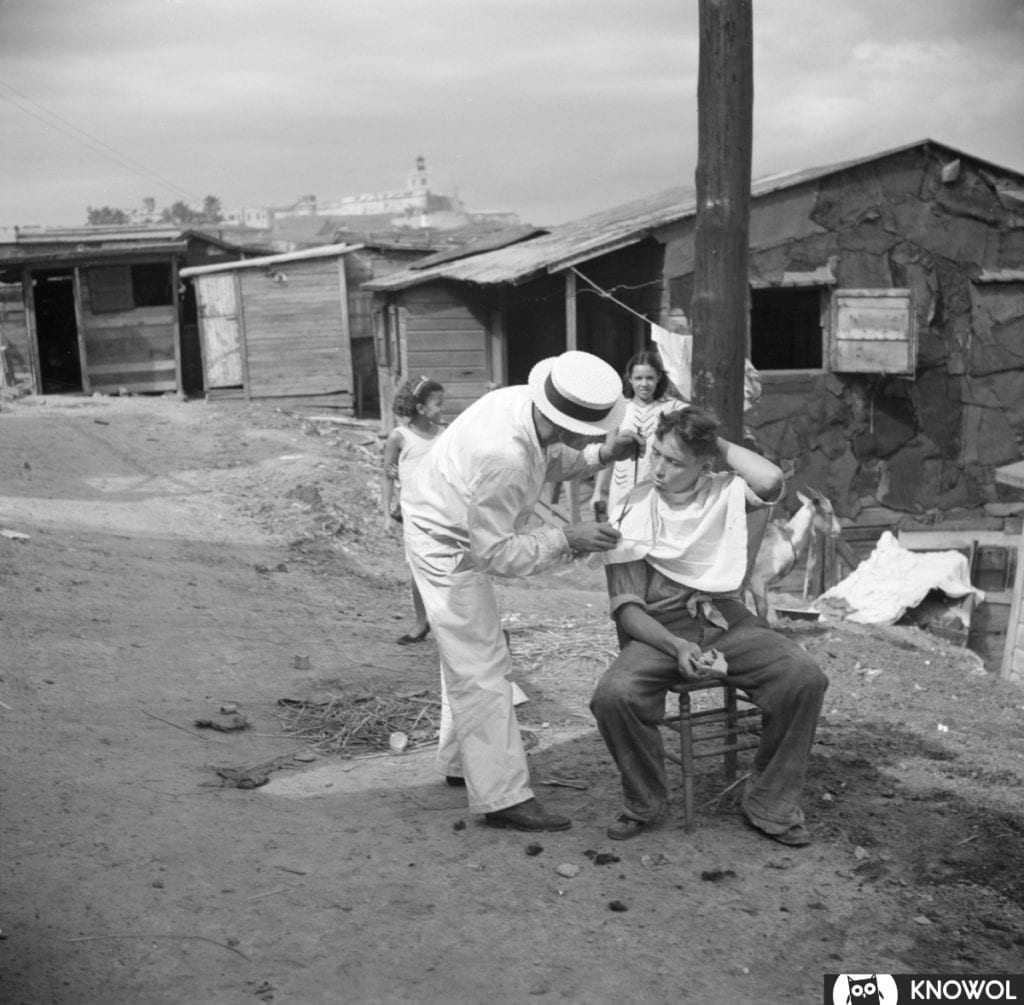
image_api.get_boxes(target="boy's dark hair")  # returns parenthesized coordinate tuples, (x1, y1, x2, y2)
(622, 350, 671, 401)
(393, 375, 444, 418)
(655, 406, 719, 458)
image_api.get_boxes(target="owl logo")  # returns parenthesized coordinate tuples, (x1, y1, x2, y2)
(831, 974, 898, 1005)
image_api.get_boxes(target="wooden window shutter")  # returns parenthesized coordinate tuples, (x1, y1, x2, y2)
(388, 304, 402, 377)
(88, 265, 134, 312)
(830, 289, 916, 375)
(372, 307, 389, 367)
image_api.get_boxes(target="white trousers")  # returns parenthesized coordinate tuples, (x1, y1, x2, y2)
(405, 528, 533, 814)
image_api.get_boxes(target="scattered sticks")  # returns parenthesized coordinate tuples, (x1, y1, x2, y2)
(275, 689, 443, 756)
(141, 708, 226, 743)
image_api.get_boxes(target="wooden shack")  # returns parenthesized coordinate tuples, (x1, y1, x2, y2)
(181, 242, 428, 415)
(0, 228, 250, 396)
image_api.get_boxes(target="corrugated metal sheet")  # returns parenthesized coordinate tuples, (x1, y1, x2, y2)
(976, 269, 1024, 283)
(408, 225, 547, 270)
(364, 139, 1024, 292)
(179, 243, 362, 277)
(0, 242, 188, 270)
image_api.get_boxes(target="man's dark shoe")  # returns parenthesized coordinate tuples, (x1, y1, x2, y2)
(484, 798, 571, 832)
(445, 776, 466, 787)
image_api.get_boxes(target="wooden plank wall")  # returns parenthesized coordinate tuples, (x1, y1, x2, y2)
(237, 259, 352, 399)
(79, 270, 177, 393)
(1002, 525, 1024, 682)
(0, 281, 30, 381)
(401, 284, 489, 416)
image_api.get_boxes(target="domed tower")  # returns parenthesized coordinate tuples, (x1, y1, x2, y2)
(406, 156, 431, 212)
(407, 155, 429, 191)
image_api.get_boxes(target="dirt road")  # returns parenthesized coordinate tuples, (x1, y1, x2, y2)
(2, 394, 1023, 1004)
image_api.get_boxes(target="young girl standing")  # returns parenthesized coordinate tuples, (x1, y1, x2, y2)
(592, 350, 682, 521)
(382, 376, 445, 644)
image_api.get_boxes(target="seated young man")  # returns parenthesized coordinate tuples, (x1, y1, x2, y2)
(589, 407, 828, 846)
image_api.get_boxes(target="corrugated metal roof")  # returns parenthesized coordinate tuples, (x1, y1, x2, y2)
(364, 139, 1024, 292)
(0, 242, 188, 271)
(179, 243, 363, 277)
(408, 224, 546, 269)
(3, 225, 185, 244)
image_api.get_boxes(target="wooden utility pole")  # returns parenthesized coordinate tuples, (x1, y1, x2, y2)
(690, 0, 753, 442)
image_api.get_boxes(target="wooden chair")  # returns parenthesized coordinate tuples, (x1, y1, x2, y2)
(658, 507, 771, 833)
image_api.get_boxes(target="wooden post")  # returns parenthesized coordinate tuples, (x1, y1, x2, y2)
(234, 273, 251, 400)
(690, 0, 753, 443)
(995, 462, 1024, 682)
(564, 270, 581, 521)
(170, 257, 183, 396)
(490, 292, 506, 387)
(564, 271, 578, 351)
(71, 267, 91, 394)
(337, 256, 351, 411)
(22, 268, 41, 394)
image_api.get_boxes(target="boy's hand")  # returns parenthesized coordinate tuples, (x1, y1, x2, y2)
(676, 643, 728, 682)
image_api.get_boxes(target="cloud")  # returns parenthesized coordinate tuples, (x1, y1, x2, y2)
(1, 0, 1022, 228)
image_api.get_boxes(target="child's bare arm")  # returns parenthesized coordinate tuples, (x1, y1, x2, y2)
(591, 428, 618, 510)
(381, 431, 402, 525)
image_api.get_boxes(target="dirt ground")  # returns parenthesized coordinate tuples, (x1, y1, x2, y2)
(2, 393, 1024, 1005)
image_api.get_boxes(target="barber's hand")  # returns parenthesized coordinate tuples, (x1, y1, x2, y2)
(604, 432, 645, 464)
(564, 521, 622, 554)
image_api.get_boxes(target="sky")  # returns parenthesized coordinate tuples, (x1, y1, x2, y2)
(1, 0, 1022, 230)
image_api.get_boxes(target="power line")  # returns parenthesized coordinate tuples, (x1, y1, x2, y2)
(0, 78, 202, 205)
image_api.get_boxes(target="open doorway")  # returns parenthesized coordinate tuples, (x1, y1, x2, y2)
(504, 275, 566, 386)
(33, 270, 82, 393)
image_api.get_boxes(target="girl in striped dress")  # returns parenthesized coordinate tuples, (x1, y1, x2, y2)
(593, 350, 682, 521)
(382, 376, 445, 644)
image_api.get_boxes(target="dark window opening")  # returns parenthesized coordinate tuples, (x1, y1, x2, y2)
(750, 287, 823, 370)
(131, 263, 173, 307)
(89, 262, 173, 312)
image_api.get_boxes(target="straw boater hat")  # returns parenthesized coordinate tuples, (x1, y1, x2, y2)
(528, 351, 626, 436)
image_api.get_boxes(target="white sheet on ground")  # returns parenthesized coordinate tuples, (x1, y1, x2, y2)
(820, 531, 985, 625)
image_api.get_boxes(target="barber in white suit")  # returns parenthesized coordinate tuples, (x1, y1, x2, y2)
(402, 351, 643, 832)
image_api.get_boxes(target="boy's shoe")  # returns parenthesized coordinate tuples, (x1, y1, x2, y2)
(743, 813, 813, 847)
(607, 813, 665, 840)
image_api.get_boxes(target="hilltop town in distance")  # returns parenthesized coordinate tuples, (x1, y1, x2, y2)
(4, 157, 523, 253)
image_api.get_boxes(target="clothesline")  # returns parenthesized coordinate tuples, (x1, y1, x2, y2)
(570, 267, 660, 328)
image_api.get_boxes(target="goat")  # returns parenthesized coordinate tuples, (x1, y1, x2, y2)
(747, 488, 842, 620)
